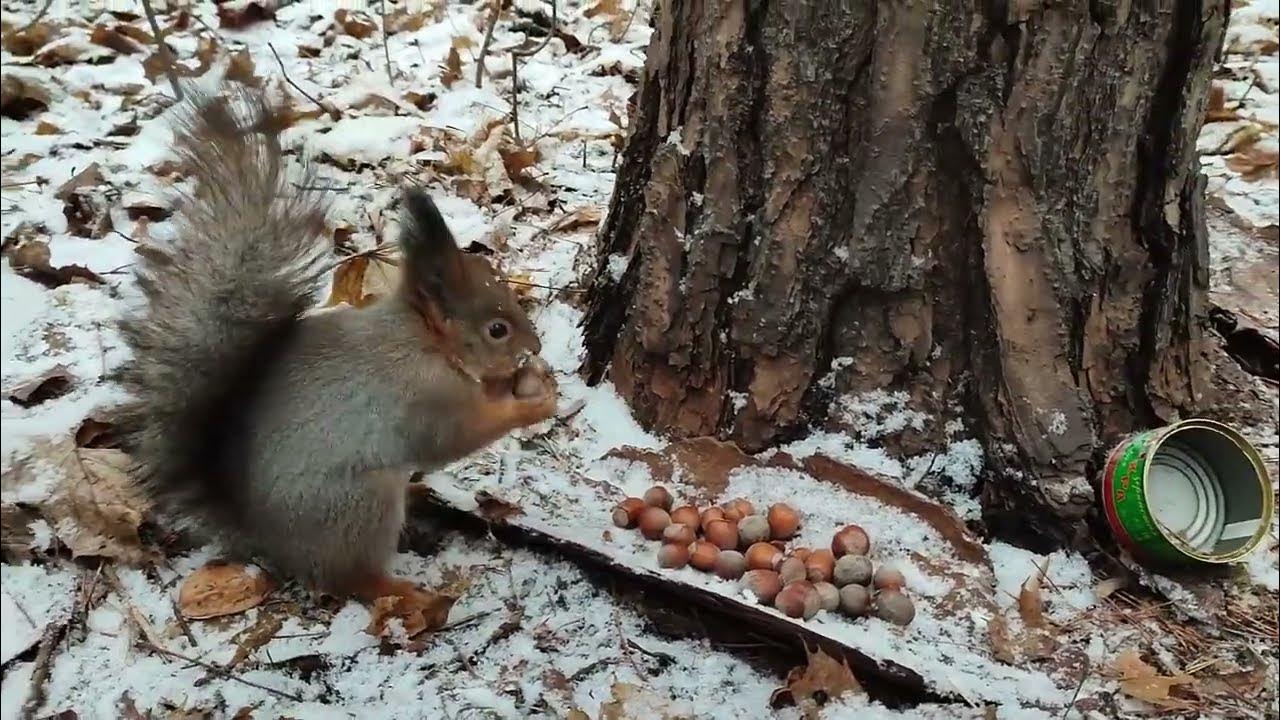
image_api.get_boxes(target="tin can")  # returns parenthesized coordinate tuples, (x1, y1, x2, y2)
(1101, 418, 1274, 565)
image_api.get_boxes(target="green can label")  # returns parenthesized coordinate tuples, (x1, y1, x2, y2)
(1108, 429, 1181, 562)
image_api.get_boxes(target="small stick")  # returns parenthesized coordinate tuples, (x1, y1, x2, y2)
(139, 640, 305, 702)
(17, 0, 56, 34)
(379, 0, 395, 86)
(474, 0, 503, 88)
(139, 0, 184, 101)
(1060, 654, 1091, 719)
(511, 0, 557, 58)
(510, 52, 521, 143)
(268, 43, 337, 120)
(20, 622, 68, 720)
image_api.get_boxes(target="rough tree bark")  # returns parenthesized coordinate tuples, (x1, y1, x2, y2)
(580, 0, 1226, 549)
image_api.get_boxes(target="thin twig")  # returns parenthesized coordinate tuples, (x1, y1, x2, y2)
(510, 0, 557, 58)
(139, 0, 184, 101)
(474, 0, 502, 88)
(510, 52, 521, 143)
(20, 622, 68, 720)
(379, 0, 395, 86)
(17, 0, 56, 34)
(139, 640, 305, 702)
(268, 43, 337, 120)
(1060, 654, 1091, 719)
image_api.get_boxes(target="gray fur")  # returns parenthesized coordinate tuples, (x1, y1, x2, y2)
(117, 86, 541, 593)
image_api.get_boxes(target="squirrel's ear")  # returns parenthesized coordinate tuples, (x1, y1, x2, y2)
(399, 188, 466, 332)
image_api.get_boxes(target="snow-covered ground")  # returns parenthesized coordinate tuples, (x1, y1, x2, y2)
(1, 0, 1277, 718)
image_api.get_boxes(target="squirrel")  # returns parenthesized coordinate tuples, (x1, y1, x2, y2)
(116, 86, 558, 614)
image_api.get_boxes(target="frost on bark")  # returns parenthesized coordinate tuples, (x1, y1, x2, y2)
(580, 1, 1226, 549)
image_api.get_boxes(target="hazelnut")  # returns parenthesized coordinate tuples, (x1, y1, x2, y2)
(699, 507, 726, 531)
(725, 498, 755, 518)
(670, 505, 701, 530)
(778, 557, 807, 586)
(662, 523, 695, 546)
(873, 564, 906, 591)
(704, 519, 739, 551)
(611, 498, 646, 528)
(643, 486, 673, 511)
(740, 570, 782, 604)
(838, 584, 871, 617)
(714, 550, 747, 580)
(689, 541, 720, 571)
(812, 581, 840, 612)
(745, 542, 782, 571)
(775, 581, 820, 620)
(638, 507, 671, 540)
(833, 555, 873, 587)
(804, 549, 835, 583)
(720, 505, 744, 523)
(767, 503, 800, 539)
(873, 590, 916, 626)
(657, 543, 689, 569)
(737, 515, 771, 547)
(831, 524, 870, 557)
(789, 547, 813, 563)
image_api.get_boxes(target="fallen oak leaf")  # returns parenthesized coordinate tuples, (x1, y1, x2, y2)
(771, 645, 863, 716)
(441, 46, 463, 89)
(216, 0, 277, 29)
(89, 24, 145, 55)
(474, 490, 523, 523)
(499, 145, 540, 180)
(1018, 558, 1048, 628)
(1114, 650, 1195, 706)
(4, 239, 106, 288)
(179, 563, 274, 620)
(6, 365, 74, 407)
(365, 582, 463, 639)
(333, 9, 378, 39)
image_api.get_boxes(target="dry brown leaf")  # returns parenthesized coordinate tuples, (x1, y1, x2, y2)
(442, 46, 463, 89)
(74, 417, 119, 448)
(499, 145, 540, 179)
(550, 206, 602, 233)
(61, 447, 151, 561)
(385, 8, 427, 34)
(6, 365, 74, 407)
(217, 0, 277, 29)
(334, 9, 377, 39)
(179, 563, 274, 620)
(2, 22, 56, 56)
(584, 0, 622, 18)
(56, 163, 105, 200)
(474, 490, 523, 523)
(770, 646, 863, 716)
(0, 439, 150, 561)
(4, 239, 105, 288)
(987, 615, 1018, 663)
(365, 583, 463, 638)
(34, 35, 113, 66)
(225, 49, 260, 87)
(89, 24, 144, 55)
(1018, 560, 1047, 628)
(598, 682, 689, 720)
(1226, 145, 1279, 182)
(1114, 650, 1195, 706)
(325, 255, 379, 308)
(0, 72, 54, 119)
(34, 119, 61, 135)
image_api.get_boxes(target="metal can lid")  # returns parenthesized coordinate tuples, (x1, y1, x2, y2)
(1146, 443, 1225, 552)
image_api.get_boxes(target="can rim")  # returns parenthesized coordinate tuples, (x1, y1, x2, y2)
(1139, 418, 1274, 563)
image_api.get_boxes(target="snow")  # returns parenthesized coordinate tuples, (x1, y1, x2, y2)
(0, 0, 1276, 717)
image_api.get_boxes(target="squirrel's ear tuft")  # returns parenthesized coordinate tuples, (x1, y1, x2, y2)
(399, 188, 466, 320)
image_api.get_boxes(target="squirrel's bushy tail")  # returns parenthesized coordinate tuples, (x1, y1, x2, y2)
(117, 87, 328, 529)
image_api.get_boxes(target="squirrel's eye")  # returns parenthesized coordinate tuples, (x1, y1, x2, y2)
(487, 320, 510, 341)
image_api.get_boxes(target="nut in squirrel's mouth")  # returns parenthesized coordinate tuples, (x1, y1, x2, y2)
(483, 355, 556, 401)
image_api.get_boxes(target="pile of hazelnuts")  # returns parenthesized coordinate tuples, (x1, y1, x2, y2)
(611, 486, 916, 626)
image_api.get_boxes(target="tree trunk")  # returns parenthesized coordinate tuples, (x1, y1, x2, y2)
(581, 0, 1225, 549)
